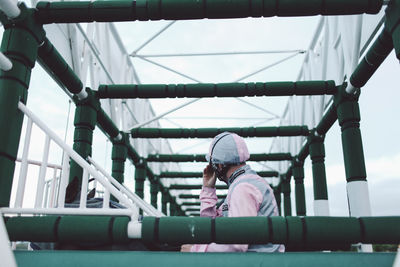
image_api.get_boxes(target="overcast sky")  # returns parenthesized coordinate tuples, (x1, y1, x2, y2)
(4, 1, 400, 217)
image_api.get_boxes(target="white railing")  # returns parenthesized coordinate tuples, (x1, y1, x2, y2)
(0, 212, 17, 267)
(1, 102, 162, 220)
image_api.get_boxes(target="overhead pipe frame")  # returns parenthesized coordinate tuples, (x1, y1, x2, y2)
(35, 0, 383, 24)
(146, 153, 292, 162)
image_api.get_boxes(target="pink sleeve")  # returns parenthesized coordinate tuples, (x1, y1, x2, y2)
(191, 183, 263, 253)
(199, 186, 222, 218)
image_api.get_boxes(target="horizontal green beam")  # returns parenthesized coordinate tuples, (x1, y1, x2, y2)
(131, 126, 309, 138)
(35, 0, 383, 24)
(147, 153, 292, 162)
(14, 251, 396, 267)
(38, 37, 83, 95)
(178, 194, 226, 199)
(96, 81, 337, 99)
(185, 208, 200, 212)
(142, 216, 400, 247)
(181, 202, 201, 206)
(170, 185, 228, 190)
(159, 171, 279, 178)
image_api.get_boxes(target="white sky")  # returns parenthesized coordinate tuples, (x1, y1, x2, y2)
(3, 1, 400, 217)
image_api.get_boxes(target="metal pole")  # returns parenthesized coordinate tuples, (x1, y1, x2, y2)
(34, 136, 50, 208)
(292, 159, 306, 216)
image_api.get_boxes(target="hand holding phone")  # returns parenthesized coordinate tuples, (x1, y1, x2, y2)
(203, 164, 216, 188)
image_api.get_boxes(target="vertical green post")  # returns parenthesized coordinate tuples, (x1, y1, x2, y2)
(281, 172, 292, 216)
(273, 178, 283, 216)
(150, 179, 158, 208)
(169, 197, 176, 216)
(161, 187, 169, 215)
(293, 159, 306, 216)
(334, 85, 371, 218)
(309, 132, 329, 215)
(111, 132, 128, 202)
(68, 89, 98, 191)
(0, 4, 45, 207)
(135, 159, 146, 199)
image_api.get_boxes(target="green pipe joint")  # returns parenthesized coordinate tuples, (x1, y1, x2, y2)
(131, 126, 309, 138)
(36, 0, 383, 24)
(135, 160, 147, 199)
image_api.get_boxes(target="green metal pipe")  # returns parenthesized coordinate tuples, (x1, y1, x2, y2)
(293, 160, 306, 216)
(334, 88, 366, 182)
(97, 108, 120, 140)
(350, 29, 394, 88)
(96, 81, 337, 99)
(131, 126, 309, 138)
(273, 179, 282, 216)
(169, 185, 228, 190)
(179, 194, 226, 199)
(181, 202, 201, 206)
(297, 140, 310, 162)
(309, 134, 328, 201)
(35, 0, 383, 24)
(6, 215, 400, 246)
(282, 179, 292, 216)
(13, 251, 398, 267)
(150, 180, 158, 208)
(68, 89, 99, 195)
(135, 161, 146, 199)
(185, 208, 200, 212)
(385, 0, 400, 59)
(159, 171, 279, 178)
(161, 190, 169, 214)
(37, 37, 83, 95)
(142, 216, 400, 246)
(0, 3, 45, 206)
(316, 104, 337, 136)
(147, 153, 292, 162)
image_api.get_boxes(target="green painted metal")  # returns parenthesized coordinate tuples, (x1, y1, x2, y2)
(316, 104, 337, 136)
(181, 202, 201, 206)
(169, 184, 228, 190)
(385, 0, 400, 59)
(161, 188, 169, 214)
(97, 108, 120, 140)
(150, 180, 158, 208)
(13, 251, 397, 267)
(185, 208, 200, 212)
(273, 180, 282, 216)
(334, 87, 366, 182)
(6, 215, 130, 244)
(292, 160, 306, 216)
(37, 38, 83, 94)
(69, 89, 99, 190)
(131, 126, 309, 138)
(111, 132, 128, 185)
(141, 216, 400, 246)
(159, 171, 279, 178)
(96, 81, 337, 99)
(0, 3, 45, 207)
(179, 194, 226, 199)
(309, 133, 328, 201)
(147, 153, 292, 162)
(281, 171, 292, 216)
(135, 161, 146, 199)
(35, 0, 383, 24)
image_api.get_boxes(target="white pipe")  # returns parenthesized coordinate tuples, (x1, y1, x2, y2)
(313, 199, 330, 216)
(393, 246, 400, 267)
(14, 118, 33, 208)
(0, 0, 20, 19)
(79, 168, 89, 208)
(88, 157, 163, 217)
(1, 207, 133, 217)
(0, 52, 12, 71)
(35, 136, 51, 208)
(127, 220, 142, 239)
(103, 187, 110, 209)
(17, 102, 136, 210)
(57, 153, 69, 208)
(0, 212, 17, 267)
(76, 89, 88, 100)
(16, 157, 62, 170)
(49, 168, 57, 208)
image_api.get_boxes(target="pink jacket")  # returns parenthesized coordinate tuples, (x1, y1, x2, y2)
(191, 167, 284, 252)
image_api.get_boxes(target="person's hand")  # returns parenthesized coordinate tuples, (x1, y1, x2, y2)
(203, 164, 216, 188)
(181, 244, 193, 252)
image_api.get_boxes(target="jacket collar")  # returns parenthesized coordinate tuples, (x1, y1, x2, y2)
(227, 164, 251, 187)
